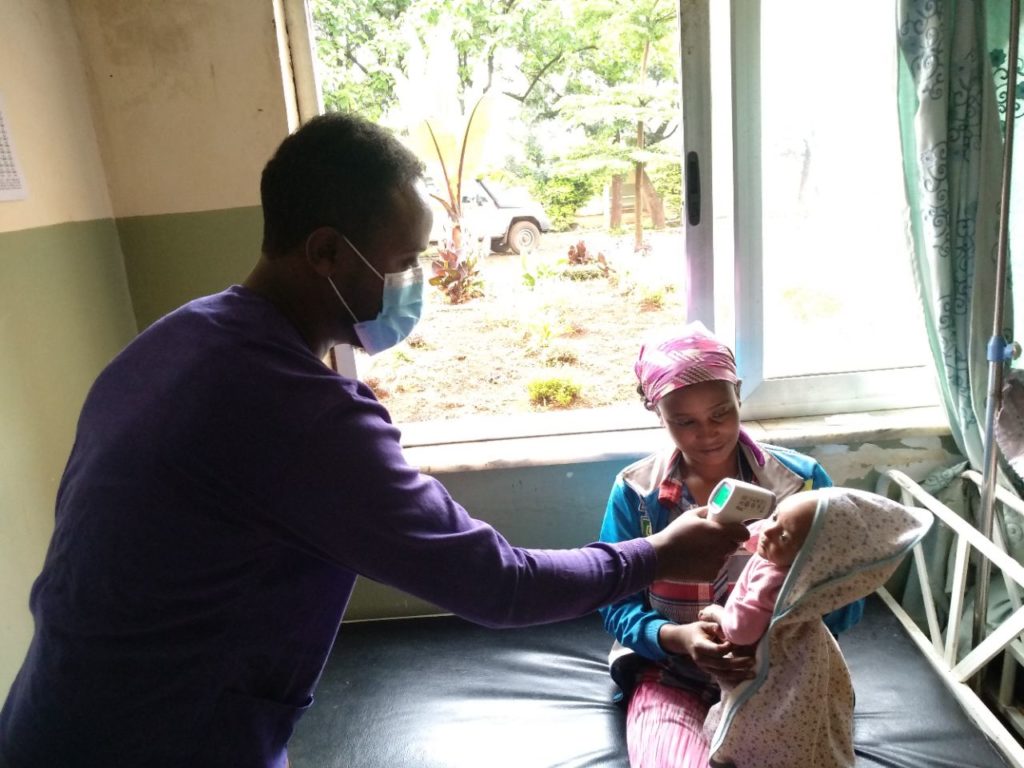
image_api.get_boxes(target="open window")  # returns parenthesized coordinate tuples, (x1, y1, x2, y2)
(293, 0, 937, 446)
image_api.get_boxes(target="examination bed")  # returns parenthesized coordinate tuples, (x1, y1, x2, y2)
(288, 597, 1009, 767)
(288, 469, 1024, 767)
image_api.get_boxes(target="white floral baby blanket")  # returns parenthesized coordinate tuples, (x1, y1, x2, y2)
(706, 489, 933, 768)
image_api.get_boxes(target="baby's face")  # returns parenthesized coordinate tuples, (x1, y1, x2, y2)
(757, 492, 817, 566)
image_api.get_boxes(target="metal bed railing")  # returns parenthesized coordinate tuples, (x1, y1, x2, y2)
(877, 468, 1024, 767)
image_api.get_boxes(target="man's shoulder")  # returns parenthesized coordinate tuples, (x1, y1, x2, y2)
(99, 286, 358, 417)
(158, 285, 265, 328)
(125, 287, 251, 349)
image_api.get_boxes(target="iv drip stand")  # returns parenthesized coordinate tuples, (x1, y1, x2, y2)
(972, 0, 1021, 695)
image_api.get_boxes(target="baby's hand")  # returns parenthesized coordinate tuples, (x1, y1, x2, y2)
(659, 622, 753, 684)
(698, 604, 724, 625)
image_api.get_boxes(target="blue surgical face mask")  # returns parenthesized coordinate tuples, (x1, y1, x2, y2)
(326, 235, 425, 356)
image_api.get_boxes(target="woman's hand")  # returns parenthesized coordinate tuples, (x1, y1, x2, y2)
(658, 621, 755, 686)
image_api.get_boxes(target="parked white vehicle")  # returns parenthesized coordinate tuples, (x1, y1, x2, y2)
(428, 178, 552, 254)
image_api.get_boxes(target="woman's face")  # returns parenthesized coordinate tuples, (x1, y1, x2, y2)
(656, 380, 741, 472)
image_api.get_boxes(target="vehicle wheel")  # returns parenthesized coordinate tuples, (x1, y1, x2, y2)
(507, 222, 541, 254)
(490, 238, 511, 254)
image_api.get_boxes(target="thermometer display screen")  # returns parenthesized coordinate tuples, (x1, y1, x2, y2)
(712, 483, 732, 507)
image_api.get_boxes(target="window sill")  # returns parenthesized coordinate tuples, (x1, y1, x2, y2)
(401, 405, 951, 475)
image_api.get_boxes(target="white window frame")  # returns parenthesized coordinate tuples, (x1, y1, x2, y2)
(682, 0, 937, 421)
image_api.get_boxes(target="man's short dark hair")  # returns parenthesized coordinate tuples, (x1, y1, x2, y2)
(260, 112, 425, 255)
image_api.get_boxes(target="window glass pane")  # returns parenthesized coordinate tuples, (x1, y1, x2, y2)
(760, 1, 929, 379)
(310, 1, 688, 434)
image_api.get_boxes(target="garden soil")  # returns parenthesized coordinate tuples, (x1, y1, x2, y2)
(359, 227, 689, 426)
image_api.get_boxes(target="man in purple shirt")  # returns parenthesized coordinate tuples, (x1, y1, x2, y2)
(0, 113, 747, 768)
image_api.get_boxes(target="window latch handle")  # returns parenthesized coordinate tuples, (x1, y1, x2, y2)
(685, 151, 701, 226)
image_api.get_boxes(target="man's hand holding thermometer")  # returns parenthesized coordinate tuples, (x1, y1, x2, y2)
(648, 501, 751, 582)
(706, 479, 777, 525)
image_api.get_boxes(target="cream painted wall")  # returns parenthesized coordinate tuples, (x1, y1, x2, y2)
(0, 1, 136, 697)
(0, 0, 113, 233)
(69, 0, 293, 218)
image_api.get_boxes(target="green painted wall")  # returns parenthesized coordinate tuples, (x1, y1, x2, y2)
(0, 219, 136, 694)
(117, 206, 263, 330)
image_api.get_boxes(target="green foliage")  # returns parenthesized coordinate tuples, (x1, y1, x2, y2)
(526, 315, 571, 346)
(638, 283, 672, 311)
(311, 0, 683, 255)
(310, 0, 414, 120)
(530, 174, 602, 231)
(525, 319, 556, 347)
(561, 264, 607, 282)
(523, 304, 581, 350)
(429, 247, 485, 304)
(310, 0, 681, 200)
(527, 376, 582, 408)
(520, 251, 562, 289)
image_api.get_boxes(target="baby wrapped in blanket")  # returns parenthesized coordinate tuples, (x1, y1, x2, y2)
(698, 488, 933, 768)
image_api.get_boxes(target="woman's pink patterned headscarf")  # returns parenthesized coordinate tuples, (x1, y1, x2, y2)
(635, 321, 738, 409)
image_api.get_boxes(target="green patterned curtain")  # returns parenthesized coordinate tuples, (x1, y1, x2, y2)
(896, 0, 1015, 471)
(895, 0, 1024, 643)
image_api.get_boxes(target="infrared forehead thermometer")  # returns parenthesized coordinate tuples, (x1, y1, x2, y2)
(707, 479, 777, 524)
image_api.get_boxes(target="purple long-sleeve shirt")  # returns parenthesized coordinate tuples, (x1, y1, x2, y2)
(0, 286, 656, 768)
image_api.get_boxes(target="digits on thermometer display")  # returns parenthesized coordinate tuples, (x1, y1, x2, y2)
(707, 479, 776, 524)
